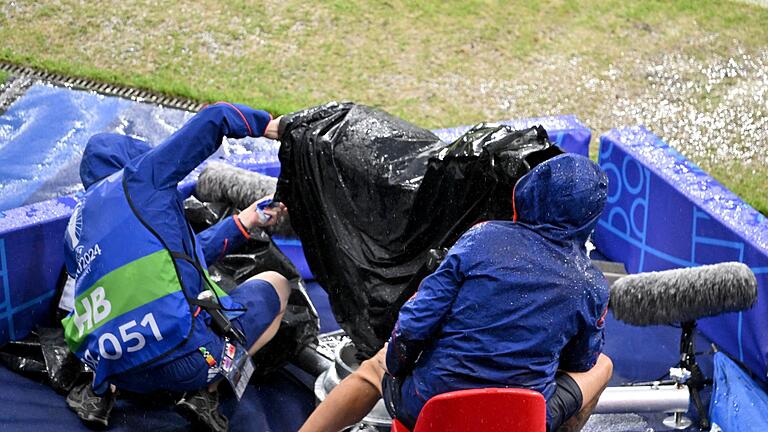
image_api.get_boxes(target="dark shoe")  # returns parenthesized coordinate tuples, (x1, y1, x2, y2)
(66, 382, 115, 429)
(175, 389, 229, 432)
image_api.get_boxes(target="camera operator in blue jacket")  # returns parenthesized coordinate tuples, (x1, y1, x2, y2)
(301, 153, 613, 432)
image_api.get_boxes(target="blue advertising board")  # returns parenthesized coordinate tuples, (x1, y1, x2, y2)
(594, 126, 768, 382)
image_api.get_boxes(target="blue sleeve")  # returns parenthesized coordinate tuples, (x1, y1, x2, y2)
(559, 303, 608, 372)
(386, 250, 464, 377)
(197, 216, 251, 266)
(136, 102, 271, 190)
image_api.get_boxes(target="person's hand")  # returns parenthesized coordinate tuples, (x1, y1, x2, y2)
(264, 116, 282, 140)
(238, 195, 288, 229)
(262, 201, 287, 224)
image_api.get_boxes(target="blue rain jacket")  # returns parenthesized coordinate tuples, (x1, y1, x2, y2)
(386, 153, 610, 421)
(66, 103, 271, 387)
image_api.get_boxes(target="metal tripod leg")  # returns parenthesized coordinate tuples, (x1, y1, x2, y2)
(680, 321, 710, 431)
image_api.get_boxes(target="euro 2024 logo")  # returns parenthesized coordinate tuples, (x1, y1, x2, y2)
(66, 202, 84, 256)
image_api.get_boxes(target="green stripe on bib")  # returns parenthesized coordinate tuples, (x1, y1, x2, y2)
(63, 250, 182, 351)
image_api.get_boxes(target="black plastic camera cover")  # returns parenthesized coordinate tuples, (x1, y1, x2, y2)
(275, 102, 562, 356)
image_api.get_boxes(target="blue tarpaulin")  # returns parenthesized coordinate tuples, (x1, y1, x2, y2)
(0, 84, 191, 211)
(710, 352, 768, 431)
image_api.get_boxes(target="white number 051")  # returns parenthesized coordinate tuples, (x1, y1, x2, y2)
(97, 312, 164, 360)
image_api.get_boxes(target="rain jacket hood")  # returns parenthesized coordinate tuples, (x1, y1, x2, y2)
(80, 133, 151, 190)
(513, 153, 608, 244)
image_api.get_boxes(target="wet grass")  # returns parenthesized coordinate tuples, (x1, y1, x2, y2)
(708, 163, 768, 217)
(0, 0, 766, 213)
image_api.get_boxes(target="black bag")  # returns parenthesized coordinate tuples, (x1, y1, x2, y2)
(0, 327, 86, 394)
(275, 102, 562, 356)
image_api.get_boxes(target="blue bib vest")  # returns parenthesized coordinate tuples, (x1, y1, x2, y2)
(62, 170, 235, 393)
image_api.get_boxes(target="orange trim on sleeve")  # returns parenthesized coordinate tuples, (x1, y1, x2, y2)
(215, 238, 229, 263)
(232, 215, 251, 240)
(215, 101, 253, 136)
(511, 182, 518, 222)
(597, 305, 608, 328)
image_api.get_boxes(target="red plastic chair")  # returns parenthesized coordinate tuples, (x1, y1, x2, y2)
(390, 388, 546, 432)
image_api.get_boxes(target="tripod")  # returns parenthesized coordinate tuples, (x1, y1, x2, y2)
(672, 321, 710, 431)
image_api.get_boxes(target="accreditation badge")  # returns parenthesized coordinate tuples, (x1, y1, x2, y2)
(220, 338, 254, 400)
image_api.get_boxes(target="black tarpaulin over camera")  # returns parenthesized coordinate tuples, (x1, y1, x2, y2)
(275, 102, 562, 356)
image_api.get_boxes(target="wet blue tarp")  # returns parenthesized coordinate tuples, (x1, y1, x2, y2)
(0, 84, 279, 212)
(0, 84, 189, 211)
(709, 352, 768, 431)
(0, 85, 590, 214)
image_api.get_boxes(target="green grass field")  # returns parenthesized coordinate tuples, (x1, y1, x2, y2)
(1, 0, 767, 213)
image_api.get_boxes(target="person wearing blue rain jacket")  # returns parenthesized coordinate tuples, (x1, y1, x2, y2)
(301, 153, 614, 432)
(62, 102, 290, 432)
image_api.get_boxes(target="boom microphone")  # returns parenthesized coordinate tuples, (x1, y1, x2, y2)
(195, 161, 277, 209)
(610, 262, 757, 326)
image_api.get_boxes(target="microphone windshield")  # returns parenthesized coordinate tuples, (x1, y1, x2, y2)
(610, 262, 757, 326)
(195, 162, 277, 209)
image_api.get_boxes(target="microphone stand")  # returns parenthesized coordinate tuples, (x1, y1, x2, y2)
(679, 321, 710, 431)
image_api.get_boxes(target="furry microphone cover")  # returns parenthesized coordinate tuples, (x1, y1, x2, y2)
(610, 262, 757, 326)
(195, 161, 277, 209)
